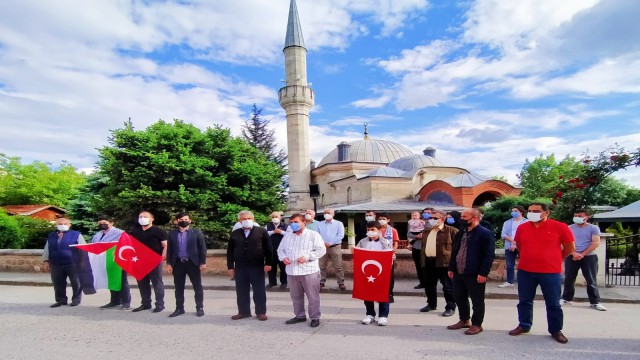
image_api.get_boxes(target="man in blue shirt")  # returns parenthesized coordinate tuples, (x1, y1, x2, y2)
(317, 208, 346, 290)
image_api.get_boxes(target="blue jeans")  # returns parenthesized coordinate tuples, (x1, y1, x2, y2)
(364, 301, 389, 318)
(516, 270, 563, 334)
(505, 250, 517, 284)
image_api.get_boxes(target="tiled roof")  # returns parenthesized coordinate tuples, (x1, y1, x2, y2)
(1, 205, 66, 216)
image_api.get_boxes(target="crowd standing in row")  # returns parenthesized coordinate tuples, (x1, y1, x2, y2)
(42, 203, 606, 343)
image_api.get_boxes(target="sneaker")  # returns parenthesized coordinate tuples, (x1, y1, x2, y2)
(497, 282, 514, 288)
(591, 303, 607, 311)
(361, 315, 375, 325)
(377, 317, 388, 326)
(560, 299, 572, 305)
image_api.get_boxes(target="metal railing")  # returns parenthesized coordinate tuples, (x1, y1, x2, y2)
(605, 234, 639, 286)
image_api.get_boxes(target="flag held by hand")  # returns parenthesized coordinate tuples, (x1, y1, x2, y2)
(352, 247, 394, 303)
(114, 232, 163, 281)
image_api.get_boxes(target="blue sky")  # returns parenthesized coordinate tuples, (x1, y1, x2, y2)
(1, 0, 639, 188)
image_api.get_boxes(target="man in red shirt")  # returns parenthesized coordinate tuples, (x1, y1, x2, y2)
(509, 203, 575, 344)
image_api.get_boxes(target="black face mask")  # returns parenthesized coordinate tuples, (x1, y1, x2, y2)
(460, 219, 472, 228)
(99, 224, 109, 230)
(178, 221, 190, 228)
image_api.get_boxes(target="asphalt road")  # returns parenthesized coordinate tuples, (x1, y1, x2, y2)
(0, 285, 639, 360)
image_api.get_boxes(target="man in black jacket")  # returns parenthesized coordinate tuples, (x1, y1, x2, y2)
(447, 208, 495, 335)
(166, 212, 207, 318)
(227, 210, 273, 321)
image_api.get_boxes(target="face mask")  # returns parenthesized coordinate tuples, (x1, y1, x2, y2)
(138, 217, 150, 226)
(378, 219, 388, 226)
(324, 214, 333, 220)
(289, 222, 301, 232)
(460, 219, 472, 228)
(178, 221, 190, 228)
(272, 218, 280, 224)
(511, 211, 520, 219)
(57, 225, 70, 232)
(572, 217, 586, 225)
(305, 214, 313, 221)
(241, 220, 254, 228)
(527, 212, 542, 222)
(422, 213, 431, 220)
(446, 217, 455, 225)
(99, 224, 109, 231)
(428, 219, 439, 227)
(366, 230, 378, 238)
(365, 215, 375, 222)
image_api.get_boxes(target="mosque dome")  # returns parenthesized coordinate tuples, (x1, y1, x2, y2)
(317, 138, 415, 167)
(443, 173, 489, 187)
(388, 154, 443, 171)
(366, 166, 406, 178)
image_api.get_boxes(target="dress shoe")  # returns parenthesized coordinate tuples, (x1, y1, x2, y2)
(132, 305, 152, 312)
(100, 302, 120, 309)
(413, 284, 424, 289)
(153, 306, 165, 313)
(338, 284, 347, 291)
(280, 283, 287, 289)
(231, 313, 251, 320)
(464, 325, 483, 335)
(419, 306, 436, 313)
(50, 302, 66, 308)
(310, 319, 320, 328)
(266, 284, 276, 289)
(442, 309, 455, 317)
(196, 308, 205, 317)
(257, 314, 268, 321)
(508, 326, 530, 336)
(551, 331, 568, 344)
(169, 309, 185, 318)
(447, 320, 471, 330)
(69, 302, 80, 307)
(285, 317, 307, 324)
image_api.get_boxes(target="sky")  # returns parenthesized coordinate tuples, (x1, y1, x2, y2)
(1, 0, 639, 188)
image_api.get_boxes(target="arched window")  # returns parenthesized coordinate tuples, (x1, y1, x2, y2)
(321, 194, 325, 207)
(426, 190, 454, 205)
(347, 187, 352, 205)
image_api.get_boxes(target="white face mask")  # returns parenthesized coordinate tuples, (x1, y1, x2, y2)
(365, 215, 376, 222)
(138, 217, 150, 226)
(572, 217, 586, 225)
(271, 218, 280, 224)
(366, 230, 378, 238)
(57, 225, 70, 232)
(241, 220, 254, 228)
(324, 214, 333, 220)
(305, 214, 313, 221)
(527, 212, 542, 222)
(428, 219, 439, 227)
(378, 219, 388, 226)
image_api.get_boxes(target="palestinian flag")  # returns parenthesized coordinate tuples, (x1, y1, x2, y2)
(71, 242, 122, 292)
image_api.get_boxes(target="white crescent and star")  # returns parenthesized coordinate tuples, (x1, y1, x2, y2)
(118, 245, 137, 261)
(361, 260, 383, 282)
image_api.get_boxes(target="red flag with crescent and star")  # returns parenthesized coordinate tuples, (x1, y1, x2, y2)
(352, 247, 394, 302)
(114, 232, 163, 281)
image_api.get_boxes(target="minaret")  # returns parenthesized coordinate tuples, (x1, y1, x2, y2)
(279, 0, 314, 212)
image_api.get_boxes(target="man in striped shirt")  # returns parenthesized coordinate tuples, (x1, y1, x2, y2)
(277, 213, 327, 328)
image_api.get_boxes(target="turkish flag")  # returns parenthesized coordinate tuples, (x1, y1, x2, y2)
(352, 248, 394, 303)
(114, 232, 163, 281)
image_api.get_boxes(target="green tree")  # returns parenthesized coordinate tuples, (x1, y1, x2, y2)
(0, 210, 23, 248)
(13, 216, 55, 249)
(241, 104, 287, 166)
(95, 119, 286, 247)
(0, 154, 86, 207)
(518, 154, 583, 199)
(66, 172, 110, 236)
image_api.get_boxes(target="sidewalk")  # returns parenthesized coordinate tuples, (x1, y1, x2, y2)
(0, 271, 637, 304)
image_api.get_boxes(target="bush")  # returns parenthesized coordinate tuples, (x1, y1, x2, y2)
(14, 216, 55, 249)
(605, 222, 635, 259)
(0, 210, 24, 248)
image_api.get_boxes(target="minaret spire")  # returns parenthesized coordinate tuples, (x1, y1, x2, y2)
(285, 0, 306, 48)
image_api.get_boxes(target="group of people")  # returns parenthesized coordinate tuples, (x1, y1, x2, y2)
(43, 203, 606, 344)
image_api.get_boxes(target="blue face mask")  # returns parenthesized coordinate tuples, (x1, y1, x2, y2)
(289, 222, 301, 232)
(511, 211, 520, 219)
(422, 213, 431, 220)
(446, 217, 455, 225)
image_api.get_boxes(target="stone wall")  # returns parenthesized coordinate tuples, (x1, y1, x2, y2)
(0, 249, 509, 280)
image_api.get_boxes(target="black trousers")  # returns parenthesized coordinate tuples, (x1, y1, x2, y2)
(109, 271, 131, 306)
(268, 248, 287, 286)
(423, 258, 455, 311)
(452, 273, 486, 326)
(50, 263, 82, 304)
(411, 248, 425, 285)
(235, 264, 267, 315)
(137, 263, 164, 308)
(173, 260, 204, 310)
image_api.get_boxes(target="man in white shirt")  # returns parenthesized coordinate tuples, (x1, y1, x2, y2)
(316, 208, 346, 290)
(278, 213, 326, 328)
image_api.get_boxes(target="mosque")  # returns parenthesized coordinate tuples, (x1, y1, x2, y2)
(278, 0, 521, 245)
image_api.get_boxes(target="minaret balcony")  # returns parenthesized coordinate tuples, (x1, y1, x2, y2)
(278, 85, 315, 107)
